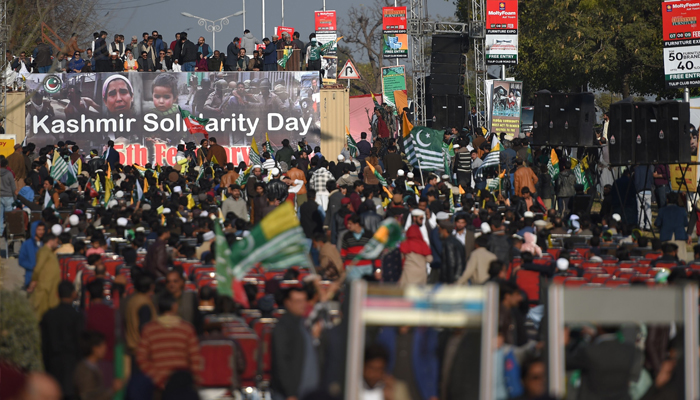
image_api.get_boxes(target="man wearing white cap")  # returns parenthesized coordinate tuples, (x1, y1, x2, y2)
(196, 230, 216, 260)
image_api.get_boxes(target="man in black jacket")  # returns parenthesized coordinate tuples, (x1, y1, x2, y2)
(225, 37, 240, 71)
(94, 30, 110, 72)
(271, 287, 319, 400)
(137, 51, 155, 72)
(438, 219, 466, 283)
(104, 140, 120, 170)
(40, 281, 82, 399)
(179, 32, 198, 71)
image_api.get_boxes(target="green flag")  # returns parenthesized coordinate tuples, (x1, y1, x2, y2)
(547, 148, 560, 181)
(227, 202, 312, 278)
(367, 163, 388, 187)
(346, 128, 358, 158)
(214, 221, 233, 297)
(235, 165, 253, 186)
(276, 47, 293, 68)
(50, 150, 69, 181)
(355, 218, 404, 260)
(403, 126, 445, 171)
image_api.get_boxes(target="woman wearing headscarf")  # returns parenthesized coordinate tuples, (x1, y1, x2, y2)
(399, 224, 433, 286)
(520, 231, 542, 257)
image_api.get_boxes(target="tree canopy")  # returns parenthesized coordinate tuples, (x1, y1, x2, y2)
(457, 0, 674, 101)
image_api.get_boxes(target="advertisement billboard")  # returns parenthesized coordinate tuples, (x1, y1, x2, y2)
(663, 1, 700, 88)
(382, 6, 408, 33)
(314, 10, 337, 32)
(485, 0, 518, 65)
(381, 66, 407, 112)
(24, 71, 321, 165)
(489, 80, 522, 139)
(382, 6, 408, 59)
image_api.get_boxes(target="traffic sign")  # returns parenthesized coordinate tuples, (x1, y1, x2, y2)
(338, 59, 362, 80)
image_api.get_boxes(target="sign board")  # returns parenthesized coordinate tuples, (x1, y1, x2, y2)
(338, 59, 362, 79)
(382, 6, 408, 33)
(24, 71, 321, 165)
(274, 26, 295, 38)
(315, 10, 338, 56)
(321, 56, 338, 84)
(381, 66, 407, 112)
(489, 80, 522, 140)
(0, 134, 17, 158)
(663, 1, 700, 88)
(314, 10, 337, 32)
(485, 0, 518, 64)
(382, 6, 408, 59)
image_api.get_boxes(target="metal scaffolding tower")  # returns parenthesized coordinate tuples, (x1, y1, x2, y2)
(471, 0, 487, 129)
(409, 0, 485, 128)
(0, 0, 7, 133)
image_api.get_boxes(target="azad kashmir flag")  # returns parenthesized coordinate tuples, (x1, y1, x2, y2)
(223, 202, 312, 280)
(277, 47, 294, 68)
(345, 127, 358, 158)
(236, 165, 253, 186)
(249, 138, 262, 167)
(213, 221, 249, 307)
(487, 169, 507, 192)
(50, 150, 76, 186)
(571, 156, 591, 191)
(367, 163, 388, 187)
(355, 218, 404, 260)
(179, 107, 210, 139)
(548, 148, 560, 181)
(403, 126, 444, 171)
(265, 132, 275, 157)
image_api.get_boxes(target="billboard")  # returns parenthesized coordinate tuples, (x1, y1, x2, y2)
(382, 6, 408, 59)
(485, 0, 518, 65)
(314, 10, 337, 32)
(489, 80, 522, 140)
(315, 10, 338, 56)
(24, 71, 321, 166)
(381, 66, 407, 112)
(663, 1, 700, 88)
(382, 6, 408, 33)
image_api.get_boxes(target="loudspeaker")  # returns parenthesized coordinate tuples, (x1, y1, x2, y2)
(533, 92, 595, 146)
(532, 91, 553, 146)
(431, 34, 470, 54)
(608, 99, 692, 165)
(656, 100, 691, 164)
(430, 34, 468, 97)
(633, 102, 656, 164)
(608, 101, 636, 165)
(432, 94, 469, 129)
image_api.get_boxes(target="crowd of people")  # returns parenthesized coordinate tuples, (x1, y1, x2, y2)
(0, 121, 696, 400)
(5, 27, 326, 78)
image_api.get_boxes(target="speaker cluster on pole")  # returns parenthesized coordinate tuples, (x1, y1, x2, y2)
(429, 34, 470, 129)
(532, 91, 595, 147)
(608, 100, 691, 165)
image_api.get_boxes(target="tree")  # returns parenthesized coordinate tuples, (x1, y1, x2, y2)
(7, 0, 103, 56)
(456, 0, 676, 101)
(339, 0, 408, 94)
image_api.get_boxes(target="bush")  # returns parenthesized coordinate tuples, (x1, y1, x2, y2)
(0, 290, 43, 371)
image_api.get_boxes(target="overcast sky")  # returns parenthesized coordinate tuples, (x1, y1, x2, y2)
(104, 0, 457, 54)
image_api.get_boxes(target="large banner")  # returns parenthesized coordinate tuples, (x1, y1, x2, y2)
(663, 0, 700, 88)
(315, 10, 338, 55)
(24, 71, 321, 165)
(382, 6, 408, 59)
(485, 0, 518, 65)
(671, 96, 700, 192)
(381, 66, 406, 114)
(489, 80, 522, 139)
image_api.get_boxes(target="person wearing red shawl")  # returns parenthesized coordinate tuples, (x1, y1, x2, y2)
(398, 224, 433, 286)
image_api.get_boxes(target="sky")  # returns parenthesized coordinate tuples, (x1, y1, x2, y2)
(104, 0, 458, 55)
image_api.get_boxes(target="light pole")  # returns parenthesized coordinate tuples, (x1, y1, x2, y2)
(181, 11, 244, 51)
(281, 0, 284, 26)
(242, 0, 246, 30)
(262, 0, 266, 40)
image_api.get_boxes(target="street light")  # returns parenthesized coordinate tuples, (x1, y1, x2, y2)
(181, 10, 244, 51)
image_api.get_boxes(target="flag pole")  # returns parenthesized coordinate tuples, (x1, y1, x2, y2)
(416, 158, 426, 188)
